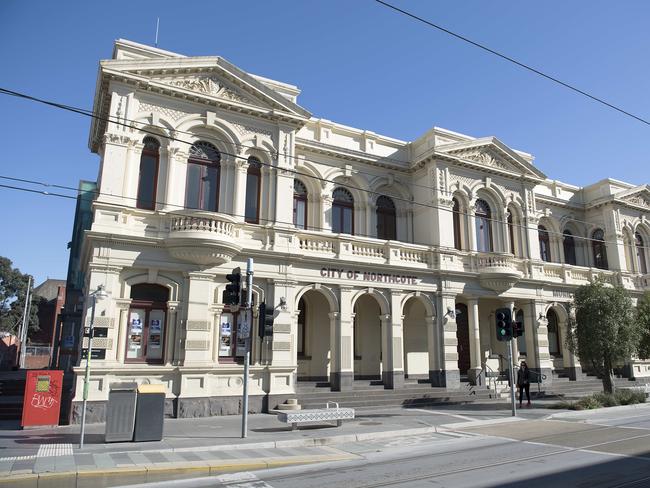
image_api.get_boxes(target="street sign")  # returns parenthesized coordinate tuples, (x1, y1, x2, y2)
(81, 348, 106, 360)
(239, 310, 251, 339)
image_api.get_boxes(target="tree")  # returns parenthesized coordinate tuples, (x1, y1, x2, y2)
(637, 292, 650, 360)
(0, 257, 39, 336)
(566, 280, 639, 394)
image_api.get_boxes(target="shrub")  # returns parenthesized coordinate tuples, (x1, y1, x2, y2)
(576, 396, 602, 410)
(615, 389, 647, 405)
(593, 392, 619, 407)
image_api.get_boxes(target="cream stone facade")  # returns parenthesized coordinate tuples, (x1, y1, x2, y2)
(70, 39, 650, 420)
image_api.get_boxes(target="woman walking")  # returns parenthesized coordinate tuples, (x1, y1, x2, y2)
(517, 361, 531, 407)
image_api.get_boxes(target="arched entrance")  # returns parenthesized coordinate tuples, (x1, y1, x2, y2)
(353, 294, 383, 380)
(455, 303, 470, 376)
(296, 289, 332, 381)
(126, 284, 169, 364)
(403, 297, 429, 379)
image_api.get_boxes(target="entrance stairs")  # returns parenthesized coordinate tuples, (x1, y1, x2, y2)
(296, 379, 493, 410)
(533, 370, 650, 400)
(490, 369, 650, 400)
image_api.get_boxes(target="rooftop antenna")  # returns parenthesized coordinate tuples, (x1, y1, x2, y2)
(155, 17, 160, 47)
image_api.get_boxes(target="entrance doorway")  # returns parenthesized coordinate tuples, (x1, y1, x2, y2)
(455, 303, 470, 375)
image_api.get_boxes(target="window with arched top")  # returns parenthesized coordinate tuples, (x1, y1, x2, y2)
(507, 211, 516, 255)
(453, 198, 462, 250)
(376, 195, 396, 240)
(538, 225, 551, 262)
(563, 230, 577, 266)
(293, 180, 308, 230)
(185, 141, 220, 212)
(136, 137, 160, 210)
(475, 199, 493, 252)
(332, 187, 354, 235)
(592, 229, 608, 270)
(636, 233, 647, 274)
(245, 157, 261, 224)
(547, 309, 561, 357)
(126, 283, 169, 363)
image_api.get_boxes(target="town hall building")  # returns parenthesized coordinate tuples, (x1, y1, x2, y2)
(66, 39, 650, 420)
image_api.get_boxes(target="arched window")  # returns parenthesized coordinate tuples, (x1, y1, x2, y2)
(376, 195, 396, 240)
(185, 141, 220, 212)
(563, 230, 577, 266)
(136, 137, 160, 210)
(474, 199, 493, 252)
(547, 309, 561, 357)
(592, 229, 608, 270)
(332, 187, 354, 235)
(127, 284, 169, 364)
(293, 180, 308, 230)
(508, 211, 516, 255)
(636, 233, 647, 274)
(453, 198, 462, 250)
(538, 225, 551, 262)
(244, 157, 261, 224)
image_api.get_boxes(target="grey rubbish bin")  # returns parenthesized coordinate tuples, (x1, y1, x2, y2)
(133, 384, 165, 442)
(105, 382, 138, 443)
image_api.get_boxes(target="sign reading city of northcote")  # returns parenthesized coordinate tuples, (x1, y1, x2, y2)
(320, 267, 418, 285)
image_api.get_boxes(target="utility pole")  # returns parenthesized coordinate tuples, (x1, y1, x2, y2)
(241, 258, 253, 438)
(79, 285, 108, 449)
(18, 276, 32, 369)
(508, 302, 516, 417)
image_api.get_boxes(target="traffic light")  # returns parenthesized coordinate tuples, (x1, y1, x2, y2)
(495, 307, 512, 341)
(513, 321, 524, 338)
(258, 302, 274, 338)
(222, 267, 241, 306)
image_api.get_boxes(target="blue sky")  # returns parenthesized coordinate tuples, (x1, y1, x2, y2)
(1, 0, 649, 285)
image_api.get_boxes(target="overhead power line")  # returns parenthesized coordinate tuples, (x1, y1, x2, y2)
(2, 173, 650, 254)
(374, 0, 650, 127)
(1, 85, 636, 238)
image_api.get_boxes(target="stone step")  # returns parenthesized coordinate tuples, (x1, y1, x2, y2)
(300, 394, 495, 410)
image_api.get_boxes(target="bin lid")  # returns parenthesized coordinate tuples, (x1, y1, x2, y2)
(138, 384, 166, 394)
(109, 382, 138, 391)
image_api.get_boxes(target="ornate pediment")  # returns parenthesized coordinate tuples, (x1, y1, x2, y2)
(437, 137, 546, 180)
(622, 193, 650, 209)
(154, 75, 257, 105)
(447, 148, 510, 171)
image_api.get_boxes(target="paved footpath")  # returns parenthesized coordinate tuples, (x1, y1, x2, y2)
(0, 402, 556, 487)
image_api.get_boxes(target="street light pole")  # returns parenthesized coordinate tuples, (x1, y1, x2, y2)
(79, 284, 108, 449)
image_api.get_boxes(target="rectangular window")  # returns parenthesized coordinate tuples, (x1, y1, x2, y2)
(126, 308, 166, 363)
(218, 311, 248, 360)
(136, 154, 158, 210)
(294, 199, 306, 229)
(245, 172, 260, 223)
(185, 163, 202, 210)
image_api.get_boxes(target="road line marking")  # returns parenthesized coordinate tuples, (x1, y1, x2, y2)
(409, 409, 476, 421)
(36, 443, 73, 458)
(215, 471, 275, 487)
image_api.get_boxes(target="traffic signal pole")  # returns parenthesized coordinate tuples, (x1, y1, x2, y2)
(508, 339, 516, 417)
(241, 258, 253, 438)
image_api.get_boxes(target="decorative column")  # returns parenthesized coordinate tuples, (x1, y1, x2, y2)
(321, 192, 333, 232)
(233, 159, 248, 221)
(466, 298, 482, 385)
(522, 302, 538, 371)
(381, 292, 405, 389)
(164, 301, 179, 366)
(564, 307, 582, 380)
(524, 300, 553, 385)
(182, 272, 213, 366)
(430, 292, 460, 389)
(114, 298, 131, 364)
(208, 303, 223, 364)
(331, 286, 354, 391)
(164, 146, 186, 212)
